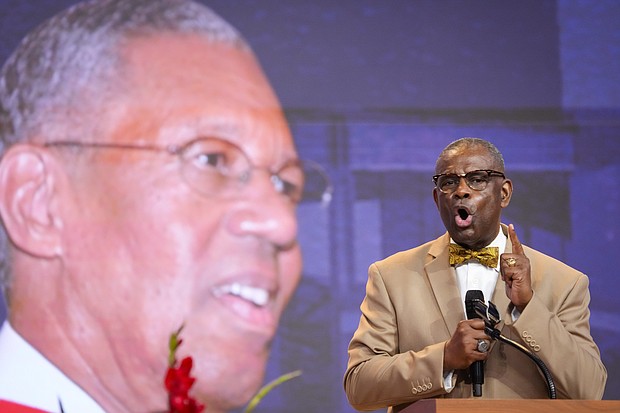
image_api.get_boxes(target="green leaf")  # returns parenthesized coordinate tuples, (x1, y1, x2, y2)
(168, 324, 185, 367)
(243, 370, 302, 413)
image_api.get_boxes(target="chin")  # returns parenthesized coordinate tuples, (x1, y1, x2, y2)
(450, 228, 475, 243)
(192, 349, 268, 411)
(195, 368, 265, 412)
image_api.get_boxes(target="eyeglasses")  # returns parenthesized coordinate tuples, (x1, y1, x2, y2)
(45, 137, 333, 205)
(432, 169, 505, 194)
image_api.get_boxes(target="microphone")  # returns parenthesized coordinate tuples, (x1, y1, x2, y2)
(465, 290, 485, 397)
(465, 292, 558, 399)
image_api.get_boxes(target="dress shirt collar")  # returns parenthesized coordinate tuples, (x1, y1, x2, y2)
(0, 321, 105, 413)
(451, 228, 507, 315)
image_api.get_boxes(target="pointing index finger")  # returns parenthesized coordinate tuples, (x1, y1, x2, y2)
(508, 224, 525, 255)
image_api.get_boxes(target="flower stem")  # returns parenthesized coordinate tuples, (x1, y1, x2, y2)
(243, 370, 302, 413)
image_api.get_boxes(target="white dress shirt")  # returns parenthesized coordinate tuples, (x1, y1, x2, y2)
(0, 321, 105, 413)
(444, 229, 507, 392)
(453, 229, 507, 313)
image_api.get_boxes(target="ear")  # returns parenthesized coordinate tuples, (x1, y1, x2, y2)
(0, 144, 64, 258)
(432, 187, 439, 209)
(500, 178, 513, 208)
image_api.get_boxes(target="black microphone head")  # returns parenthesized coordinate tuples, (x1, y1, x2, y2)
(465, 289, 485, 320)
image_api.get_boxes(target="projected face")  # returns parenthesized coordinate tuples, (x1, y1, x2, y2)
(58, 34, 302, 412)
(433, 144, 511, 250)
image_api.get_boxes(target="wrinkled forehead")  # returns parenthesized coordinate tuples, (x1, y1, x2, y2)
(435, 144, 499, 174)
(115, 32, 279, 106)
(98, 33, 296, 164)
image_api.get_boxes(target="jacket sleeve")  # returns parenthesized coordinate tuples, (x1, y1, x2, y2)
(343, 262, 452, 411)
(506, 272, 607, 399)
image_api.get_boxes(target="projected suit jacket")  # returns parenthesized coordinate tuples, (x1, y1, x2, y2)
(344, 225, 606, 412)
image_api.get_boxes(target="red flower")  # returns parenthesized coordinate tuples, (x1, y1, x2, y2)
(165, 326, 205, 413)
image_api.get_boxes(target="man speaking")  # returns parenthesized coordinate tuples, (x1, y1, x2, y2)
(344, 138, 606, 412)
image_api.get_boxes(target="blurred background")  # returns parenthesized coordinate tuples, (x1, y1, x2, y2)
(1, 1, 619, 411)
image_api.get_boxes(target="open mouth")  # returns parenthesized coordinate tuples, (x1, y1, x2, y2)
(213, 283, 270, 307)
(455, 207, 473, 227)
(211, 280, 279, 332)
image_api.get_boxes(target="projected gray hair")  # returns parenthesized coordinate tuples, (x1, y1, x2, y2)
(0, 0, 250, 289)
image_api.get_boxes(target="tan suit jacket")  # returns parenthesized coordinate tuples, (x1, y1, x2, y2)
(344, 226, 606, 412)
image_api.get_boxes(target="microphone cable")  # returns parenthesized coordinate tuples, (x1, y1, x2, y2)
(484, 325, 556, 399)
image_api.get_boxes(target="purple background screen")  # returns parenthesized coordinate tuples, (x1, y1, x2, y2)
(1, 1, 619, 411)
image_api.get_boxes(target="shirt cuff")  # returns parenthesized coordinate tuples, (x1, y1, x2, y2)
(443, 370, 456, 392)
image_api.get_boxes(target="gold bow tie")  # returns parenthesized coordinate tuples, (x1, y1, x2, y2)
(449, 244, 499, 268)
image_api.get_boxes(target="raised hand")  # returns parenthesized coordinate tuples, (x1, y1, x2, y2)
(500, 224, 533, 312)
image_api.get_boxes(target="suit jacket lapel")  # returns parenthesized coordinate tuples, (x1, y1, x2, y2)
(426, 233, 464, 336)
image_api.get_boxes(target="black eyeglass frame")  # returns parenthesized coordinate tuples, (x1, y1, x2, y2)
(432, 169, 506, 193)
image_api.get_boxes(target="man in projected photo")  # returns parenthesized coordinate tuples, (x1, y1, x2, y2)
(345, 138, 606, 411)
(0, 0, 329, 412)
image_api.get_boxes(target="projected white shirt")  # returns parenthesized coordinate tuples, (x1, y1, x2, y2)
(0, 321, 104, 413)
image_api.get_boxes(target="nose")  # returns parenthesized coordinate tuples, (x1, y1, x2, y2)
(453, 176, 471, 199)
(225, 171, 298, 248)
